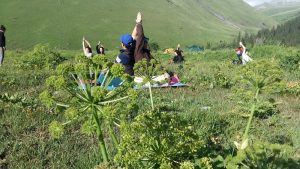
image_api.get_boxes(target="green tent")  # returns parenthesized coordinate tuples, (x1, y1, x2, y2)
(187, 45, 204, 53)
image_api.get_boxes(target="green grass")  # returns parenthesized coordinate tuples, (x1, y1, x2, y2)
(1, 45, 300, 168)
(0, 0, 276, 50)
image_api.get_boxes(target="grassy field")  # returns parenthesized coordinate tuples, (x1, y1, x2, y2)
(0, 45, 300, 168)
(0, 0, 276, 50)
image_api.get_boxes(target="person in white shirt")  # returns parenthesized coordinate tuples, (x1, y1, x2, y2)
(82, 37, 93, 58)
(239, 42, 253, 65)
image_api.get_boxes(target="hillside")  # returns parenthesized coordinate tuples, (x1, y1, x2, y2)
(240, 15, 300, 46)
(256, 0, 300, 23)
(0, 0, 276, 49)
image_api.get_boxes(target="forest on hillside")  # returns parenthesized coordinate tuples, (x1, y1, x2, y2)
(239, 15, 300, 47)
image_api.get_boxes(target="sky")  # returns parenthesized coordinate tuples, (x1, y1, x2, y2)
(244, 0, 272, 6)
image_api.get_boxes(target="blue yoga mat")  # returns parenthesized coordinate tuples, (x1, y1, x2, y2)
(80, 73, 188, 91)
(133, 82, 188, 90)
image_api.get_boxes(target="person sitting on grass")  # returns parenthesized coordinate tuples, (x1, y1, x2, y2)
(113, 12, 149, 76)
(115, 34, 135, 76)
(131, 12, 152, 63)
(172, 44, 184, 64)
(234, 47, 243, 64)
(82, 37, 93, 58)
(168, 71, 180, 85)
(239, 42, 253, 65)
(95, 36, 134, 88)
(96, 41, 105, 55)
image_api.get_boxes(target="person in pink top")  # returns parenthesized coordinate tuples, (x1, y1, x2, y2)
(168, 72, 180, 85)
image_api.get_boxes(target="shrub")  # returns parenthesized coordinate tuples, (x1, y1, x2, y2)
(280, 54, 300, 72)
(213, 68, 233, 89)
(149, 42, 160, 52)
(286, 81, 300, 95)
(252, 99, 280, 119)
(20, 44, 65, 69)
(218, 142, 300, 168)
(234, 60, 284, 94)
(115, 110, 203, 168)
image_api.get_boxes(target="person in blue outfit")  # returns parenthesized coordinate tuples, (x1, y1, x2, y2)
(115, 34, 135, 76)
(96, 34, 135, 88)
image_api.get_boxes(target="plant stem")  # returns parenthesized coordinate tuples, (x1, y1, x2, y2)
(101, 70, 110, 87)
(108, 124, 119, 148)
(92, 107, 109, 163)
(99, 96, 129, 105)
(148, 82, 154, 110)
(243, 88, 260, 141)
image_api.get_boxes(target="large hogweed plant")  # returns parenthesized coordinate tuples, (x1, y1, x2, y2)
(39, 55, 138, 163)
(216, 60, 299, 168)
(233, 60, 284, 150)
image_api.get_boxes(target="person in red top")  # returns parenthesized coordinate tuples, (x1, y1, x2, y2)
(131, 12, 152, 63)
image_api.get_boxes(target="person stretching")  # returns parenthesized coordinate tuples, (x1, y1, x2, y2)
(115, 34, 135, 76)
(82, 37, 93, 58)
(96, 41, 105, 55)
(239, 42, 253, 65)
(131, 12, 152, 63)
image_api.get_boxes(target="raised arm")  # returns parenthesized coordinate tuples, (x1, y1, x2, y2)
(132, 12, 142, 40)
(82, 37, 86, 52)
(239, 42, 246, 53)
(134, 12, 147, 58)
(132, 25, 138, 40)
(84, 39, 91, 48)
(177, 44, 180, 50)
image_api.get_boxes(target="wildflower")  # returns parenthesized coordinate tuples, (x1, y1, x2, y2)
(64, 107, 79, 120)
(49, 121, 64, 139)
(39, 90, 55, 108)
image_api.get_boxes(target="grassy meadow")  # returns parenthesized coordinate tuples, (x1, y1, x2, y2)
(0, 0, 276, 49)
(0, 44, 300, 168)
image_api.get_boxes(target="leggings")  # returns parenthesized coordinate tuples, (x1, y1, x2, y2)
(0, 47, 4, 64)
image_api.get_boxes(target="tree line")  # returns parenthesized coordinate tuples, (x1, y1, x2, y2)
(238, 15, 300, 47)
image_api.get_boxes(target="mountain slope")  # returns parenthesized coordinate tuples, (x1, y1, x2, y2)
(0, 0, 276, 49)
(253, 15, 300, 46)
(255, 0, 300, 23)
